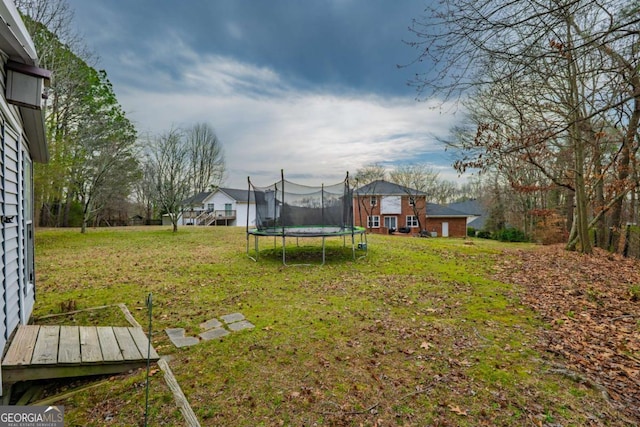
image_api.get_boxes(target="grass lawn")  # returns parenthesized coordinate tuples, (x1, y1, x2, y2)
(31, 226, 627, 426)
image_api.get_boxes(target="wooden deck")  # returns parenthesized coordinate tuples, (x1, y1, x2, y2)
(2, 325, 159, 384)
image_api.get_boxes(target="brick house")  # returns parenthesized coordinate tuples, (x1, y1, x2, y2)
(423, 203, 472, 237)
(353, 180, 472, 237)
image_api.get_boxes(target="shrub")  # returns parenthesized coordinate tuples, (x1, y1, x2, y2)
(467, 227, 476, 237)
(494, 227, 529, 242)
(476, 230, 492, 239)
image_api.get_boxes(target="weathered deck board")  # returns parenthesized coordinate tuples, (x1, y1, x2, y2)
(2, 325, 39, 366)
(96, 327, 123, 362)
(58, 326, 80, 364)
(113, 327, 142, 360)
(80, 327, 102, 363)
(129, 327, 160, 360)
(31, 326, 60, 365)
(2, 325, 160, 384)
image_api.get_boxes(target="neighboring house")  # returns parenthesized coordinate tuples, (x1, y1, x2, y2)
(353, 180, 473, 237)
(0, 1, 50, 391)
(354, 180, 428, 235)
(181, 187, 256, 227)
(448, 199, 488, 231)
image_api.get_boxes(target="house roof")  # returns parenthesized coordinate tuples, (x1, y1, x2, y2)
(468, 216, 487, 229)
(182, 187, 255, 206)
(354, 180, 427, 196)
(0, 1, 39, 65)
(426, 203, 473, 218)
(182, 191, 210, 206)
(218, 187, 254, 203)
(0, 0, 49, 163)
(449, 199, 487, 228)
(448, 199, 484, 216)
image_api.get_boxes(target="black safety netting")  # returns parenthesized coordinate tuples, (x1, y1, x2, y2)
(247, 174, 354, 233)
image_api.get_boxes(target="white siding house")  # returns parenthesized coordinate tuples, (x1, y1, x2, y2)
(181, 187, 256, 227)
(0, 0, 50, 393)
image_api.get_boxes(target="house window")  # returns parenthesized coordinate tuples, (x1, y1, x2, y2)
(409, 197, 416, 206)
(406, 215, 419, 228)
(207, 203, 214, 212)
(367, 215, 380, 228)
(225, 203, 233, 215)
(370, 196, 377, 207)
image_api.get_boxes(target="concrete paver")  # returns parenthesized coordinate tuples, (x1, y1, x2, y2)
(221, 313, 245, 324)
(165, 328, 200, 348)
(199, 327, 230, 341)
(199, 318, 222, 330)
(227, 320, 255, 332)
(167, 313, 253, 348)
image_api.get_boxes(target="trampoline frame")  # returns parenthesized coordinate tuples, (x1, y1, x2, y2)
(246, 171, 368, 266)
(246, 225, 367, 266)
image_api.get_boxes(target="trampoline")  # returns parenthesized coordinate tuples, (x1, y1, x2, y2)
(246, 171, 367, 265)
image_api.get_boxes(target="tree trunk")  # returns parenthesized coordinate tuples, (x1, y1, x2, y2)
(593, 133, 606, 248)
(609, 96, 639, 249)
(567, 20, 592, 254)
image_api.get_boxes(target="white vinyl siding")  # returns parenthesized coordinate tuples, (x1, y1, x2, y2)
(2, 125, 23, 346)
(180, 190, 253, 227)
(0, 130, 4, 344)
(0, 123, 34, 360)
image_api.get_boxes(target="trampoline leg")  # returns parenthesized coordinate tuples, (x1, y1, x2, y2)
(247, 234, 258, 262)
(255, 235, 259, 261)
(282, 235, 287, 266)
(322, 236, 326, 266)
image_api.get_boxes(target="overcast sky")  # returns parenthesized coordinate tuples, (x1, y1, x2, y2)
(65, 0, 463, 188)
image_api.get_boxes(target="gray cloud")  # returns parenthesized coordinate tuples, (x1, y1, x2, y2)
(66, 0, 464, 188)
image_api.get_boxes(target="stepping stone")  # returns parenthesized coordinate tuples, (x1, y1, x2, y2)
(227, 320, 255, 332)
(199, 327, 230, 341)
(221, 313, 245, 324)
(200, 318, 223, 330)
(165, 328, 187, 339)
(170, 336, 200, 348)
(165, 328, 200, 348)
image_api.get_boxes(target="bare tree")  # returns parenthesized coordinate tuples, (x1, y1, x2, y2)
(145, 125, 226, 232)
(354, 164, 386, 186)
(408, 0, 640, 253)
(132, 159, 158, 224)
(147, 129, 191, 233)
(186, 123, 225, 194)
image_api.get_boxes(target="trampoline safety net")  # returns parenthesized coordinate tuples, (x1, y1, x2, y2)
(246, 171, 367, 265)
(248, 172, 354, 235)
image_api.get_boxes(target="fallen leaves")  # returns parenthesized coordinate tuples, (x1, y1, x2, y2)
(448, 404, 468, 416)
(494, 244, 640, 424)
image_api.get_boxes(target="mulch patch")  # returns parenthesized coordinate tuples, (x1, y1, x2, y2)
(493, 244, 640, 424)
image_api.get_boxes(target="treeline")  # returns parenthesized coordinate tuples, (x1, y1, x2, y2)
(408, 0, 640, 254)
(17, 1, 224, 232)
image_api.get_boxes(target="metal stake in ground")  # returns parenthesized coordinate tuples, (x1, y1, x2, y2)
(144, 293, 153, 427)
